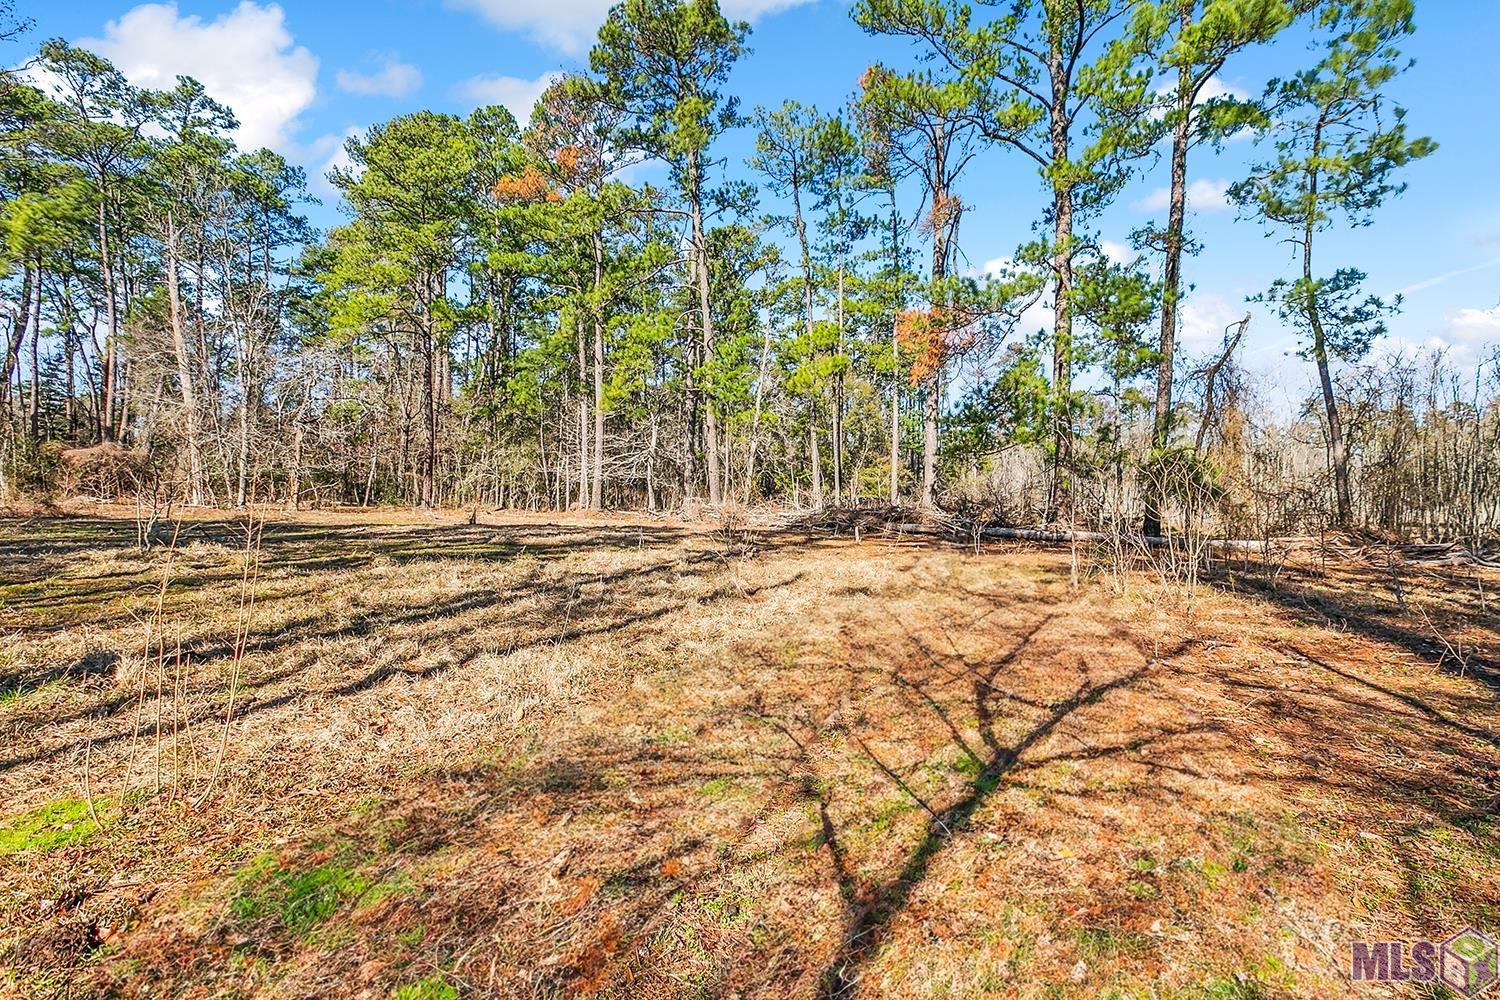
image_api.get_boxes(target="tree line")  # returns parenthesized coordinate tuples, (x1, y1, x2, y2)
(3, 0, 1494, 541)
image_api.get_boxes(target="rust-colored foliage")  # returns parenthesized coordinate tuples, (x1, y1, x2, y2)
(923, 193, 963, 236)
(553, 144, 585, 181)
(896, 308, 943, 386)
(491, 166, 560, 204)
(526, 79, 610, 192)
(897, 304, 982, 385)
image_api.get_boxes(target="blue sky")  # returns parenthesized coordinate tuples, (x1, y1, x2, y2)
(18, 0, 1500, 409)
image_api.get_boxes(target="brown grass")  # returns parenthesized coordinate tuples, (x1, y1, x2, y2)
(1, 508, 1496, 998)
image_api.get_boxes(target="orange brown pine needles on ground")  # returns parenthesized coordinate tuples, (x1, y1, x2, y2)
(1, 507, 1496, 998)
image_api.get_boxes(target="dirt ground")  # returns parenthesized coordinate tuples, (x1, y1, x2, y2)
(1, 505, 1496, 999)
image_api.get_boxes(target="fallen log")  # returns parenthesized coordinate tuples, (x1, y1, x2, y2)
(878, 521, 1280, 553)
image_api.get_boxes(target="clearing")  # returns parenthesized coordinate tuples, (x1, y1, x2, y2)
(1, 508, 1496, 998)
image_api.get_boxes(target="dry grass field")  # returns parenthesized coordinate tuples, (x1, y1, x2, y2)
(1, 507, 1496, 998)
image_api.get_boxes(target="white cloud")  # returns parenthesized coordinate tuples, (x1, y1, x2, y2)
(1015, 295, 1053, 339)
(1376, 308, 1500, 368)
(1435, 307, 1500, 359)
(1136, 178, 1232, 215)
(449, 0, 812, 54)
(308, 125, 365, 197)
(722, 0, 815, 24)
(1100, 240, 1135, 266)
(1450, 307, 1500, 334)
(1150, 74, 1254, 141)
(336, 54, 421, 98)
(1197, 75, 1249, 103)
(78, 1, 317, 151)
(1178, 292, 1246, 350)
(457, 72, 563, 126)
(1154, 73, 1250, 107)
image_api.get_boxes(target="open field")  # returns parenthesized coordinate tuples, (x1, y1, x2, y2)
(1, 508, 1497, 998)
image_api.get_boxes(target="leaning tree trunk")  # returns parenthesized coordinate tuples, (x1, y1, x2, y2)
(1302, 126, 1352, 526)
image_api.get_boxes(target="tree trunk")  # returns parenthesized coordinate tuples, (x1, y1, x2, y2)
(888, 190, 902, 506)
(422, 315, 436, 509)
(1145, 52, 1193, 538)
(689, 151, 722, 506)
(1049, 183, 1075, 523)
(236, 378, 251, 508)
(165, 212, 205, 505)
(890, 312, 901, 506)
(745, 312, 773, 504)
(575, 310, 589, 508)
(62, 274, 76, 440)
(922, 132, 948, 510)
(591, 234, 605, 510)
(288, 415, 304, 511)
(646, 414, 658, 513)
(921, 377, 939, 508)
(26, 269, 39, 439)
(809, 415, 823, 508)
(1047, 42, 1076, 525)
(96, 197, 118, 442)
(1302, 122, 1351, 526)
(1, 263, 32, 419)
(834, 262, 846, 505)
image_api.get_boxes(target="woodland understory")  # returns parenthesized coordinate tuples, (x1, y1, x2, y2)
(0, 0, 1493, 551)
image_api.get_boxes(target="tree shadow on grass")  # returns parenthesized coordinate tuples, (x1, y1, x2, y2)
(803, 649, 1150, 998)
(1205, 563, 1498, 688)
(0, 531, 808, 776)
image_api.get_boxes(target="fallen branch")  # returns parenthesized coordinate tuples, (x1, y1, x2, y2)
(882, 521, 1279, 553)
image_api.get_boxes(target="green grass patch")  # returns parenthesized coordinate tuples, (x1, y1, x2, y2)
(697, 777, 737, 799)
(0, 798, 101, 857)
(231, 851, 374, 936)
(1074, 926, 1148, 960)
(865, 792, 920, 836)
(391, 973, 456, 1000)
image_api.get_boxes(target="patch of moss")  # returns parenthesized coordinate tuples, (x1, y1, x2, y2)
(702, 890, 754, 928)
(358, 870, 419, 911)
(391, 973, 456, 1000)
(231, 852, 372, 936)
(697, 777, 737, 798)
(0, 798, 100, 856)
